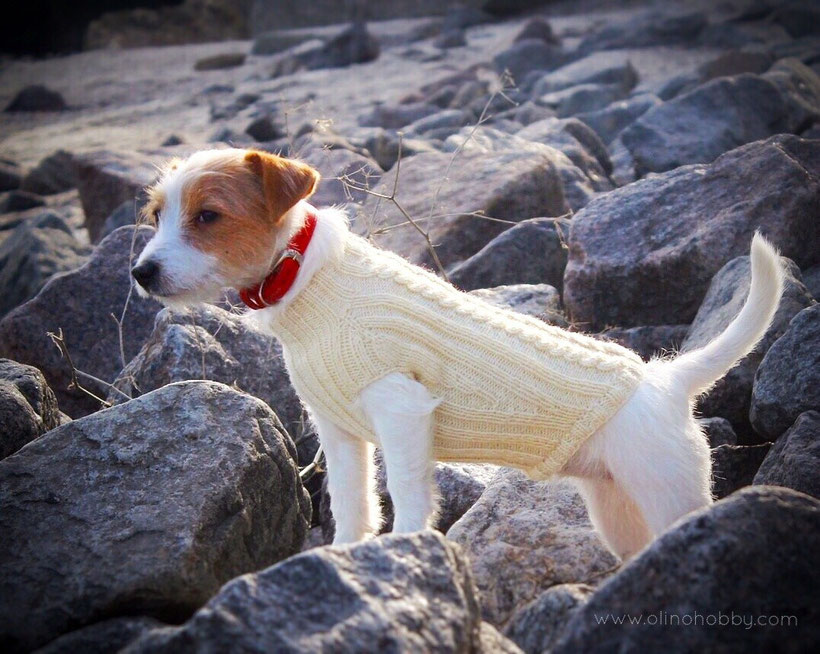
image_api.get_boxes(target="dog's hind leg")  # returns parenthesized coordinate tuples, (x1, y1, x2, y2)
(359, 372, 441, 534)
(312, 412, 381, 544)
(574, 477, 653, 560)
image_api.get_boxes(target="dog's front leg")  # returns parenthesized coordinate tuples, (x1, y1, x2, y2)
(359, 373, 441, 533)
(312, 413, 380, 544)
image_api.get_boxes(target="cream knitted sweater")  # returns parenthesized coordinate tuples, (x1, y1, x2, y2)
(271, 233, 644, 479)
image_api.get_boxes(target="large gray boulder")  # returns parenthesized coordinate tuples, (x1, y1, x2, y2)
(449, 218, 568, 293)
(711, 444, 771, 499)
(598, 324, 689, 362)
(751, 305, 820, 440)
(33, 618, 165, 654)
(754, 411, 820, 498)
(0, 226, 162, 417)
(564, 135, 820, 330)
(0, 212, 90, 318)
(125, 531, 499, 653)
(622, 66, 820, 175)
(110, 304, 310, 460)
(530, 52, 637, 97)
(20, 150, 77, 196)
(683, 255, 814, 441)
(0, 358, 61, 460)
(0, 381, 310, 653)
(359, 149, 569, 270)
(447, 471, 618, 627)
(577, 9, 707, 51)
(552, 487, 820, 653)
(577, 93, 662, 145)
(74, 150, 160, 242)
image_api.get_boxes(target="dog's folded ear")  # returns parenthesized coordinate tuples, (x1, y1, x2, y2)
(245, 150, 320, 221)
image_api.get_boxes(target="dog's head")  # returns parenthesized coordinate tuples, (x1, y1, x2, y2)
(131, 148, 319, 307)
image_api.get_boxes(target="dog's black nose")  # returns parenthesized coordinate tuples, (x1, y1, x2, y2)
(131, 261, 159, 288)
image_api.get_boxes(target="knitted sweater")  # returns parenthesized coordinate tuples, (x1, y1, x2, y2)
(271, 233, 644, 479)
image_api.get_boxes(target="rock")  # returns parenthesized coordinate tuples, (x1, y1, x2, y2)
(771, 1, 820, 38)
(125, 531, 485, 653)
(434, 29, 467, 49)
(578, 10, 707, 52)
(447, 471, 618, 626)
(683, 256, 814, 441)
(449, 218, 568, 293)
(0, 213, 90, 319)
(531, 53, 638, 97)
(251, 31, 312, 56)
(621, 72, 819, 175)
(479, 622, 526, 653)
(358, 101, 440, 129)
(564, 135, 820, 330)
(0, 381, 310, 653)
(598, 324, 689, 362)
(698, 416, 738, 448)
(503, 584, 593, 654)
(0, 226, 162, 417)
(160, 134, 183, 146)
(513, 17, 560, 45)
(577, 93, 662, 145)
(74, 150, 161, 243)
(4, 85, 66, 112)
(552, 487, 820, 653)
(193, 52, 246, 71)
(803, 264, 820, 298)
(244, 114, 281, 141)
(442, 5, 493, 32)
(98, 199, 143, 242)
(0, 190, 45, 213)
(537, 83, 629, 119)
(0, 359, 60, 460)
(0, 161, 21, 192)
(754, 411, 820, 498)
(470, 284, 565, 325)
(320, 457, 495, 543)
(359, 149, 569, 270)
(711, 444, 771, 499)
(406, 108, 471, 137)
(20, 150, 77, 195)
(305, 22, 380, 70)
(697, 49, 775, 82)
(300, 147, 382, 208)
(765, 58, 820, 133)
(111, 304, 309, 460)
(751, 305, 820, 440)
(493, 39, 567, 83)
(361, 129, 438, 170)
(33, 617, 165, 654)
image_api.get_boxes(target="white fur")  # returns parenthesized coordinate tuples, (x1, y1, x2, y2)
(137, 171, 785, 559)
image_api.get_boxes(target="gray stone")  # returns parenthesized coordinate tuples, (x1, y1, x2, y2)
(245, 115, 281, 142)
(503, 584, 593, 654)
(683, 256, 814, 441)
(621, 71, 819, 175)
(193, 52, 246, 71)
(516, 117, 612, 181)
(449, 218, 568, 293)
(358, 101, 440, 129)
(754, 411, 820, 498)
(20, 150, 77, 196)
(0, 190, 45, 213)
(469, 284, 565, 325)
(0, 381, 310, 653)
(406, 108, 471, 136)
(711, 444, 771, 499)
(111, 304, 311, 462)
(698, 416, 738, 448)
(553, 487, 820, 653)
(4, 85, 66, 112)
(33, 617, 165, 654)
(537, 83, 628, 120)
(0, 358, 60, 460)
(361, 128, 438, 170)
(0, 212, 90, 318)
(125, 531, 485, 654)
(493, 39, 567, 83)
(598, 324, 689, 362)
(564, 136, 820, 330)
(99, 199, 142, 242)
(578, 10, 707, 52)
(300, 146, 382, 208)
(251, 31, 313, 56)
(577, 93, 662, 145)
(0, 226, 162, 417)
(531, 53, 638, 97)
(751, 305, 820, 440)
(0, 161, 21, 192)
(513, 17, 560, 45)
(304, 22, 380, 70)
(359, 148, 569, 270)
(74, 150, 161, 242)
(804, 264, 820, 299)
(447, 471, 618, 626)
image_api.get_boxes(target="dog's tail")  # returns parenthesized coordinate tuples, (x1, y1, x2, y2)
(666, 233, 785, 398)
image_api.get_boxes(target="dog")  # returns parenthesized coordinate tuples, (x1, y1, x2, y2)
(132, 148, 784, 560)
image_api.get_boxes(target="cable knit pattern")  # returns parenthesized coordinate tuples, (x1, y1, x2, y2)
(271, 234, 644, 479)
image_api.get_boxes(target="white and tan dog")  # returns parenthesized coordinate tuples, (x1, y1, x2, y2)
(133, 148, 784, 560)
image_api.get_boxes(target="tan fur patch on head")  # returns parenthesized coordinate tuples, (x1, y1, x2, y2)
(140, 186, 165, 226)
(245, 150, 320, 220)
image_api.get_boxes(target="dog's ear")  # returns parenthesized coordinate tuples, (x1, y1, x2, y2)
(245, 150, 320, 222)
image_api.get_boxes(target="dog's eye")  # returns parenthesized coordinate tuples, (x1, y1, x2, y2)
(196, 210, 219, 224)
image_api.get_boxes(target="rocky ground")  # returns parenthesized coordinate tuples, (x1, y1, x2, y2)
(0, 0, 819, 652)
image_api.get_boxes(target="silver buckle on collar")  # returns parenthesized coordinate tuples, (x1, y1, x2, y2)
(273, 248, 304, 269)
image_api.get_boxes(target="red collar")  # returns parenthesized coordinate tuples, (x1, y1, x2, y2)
(239, 212, 318, 310)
